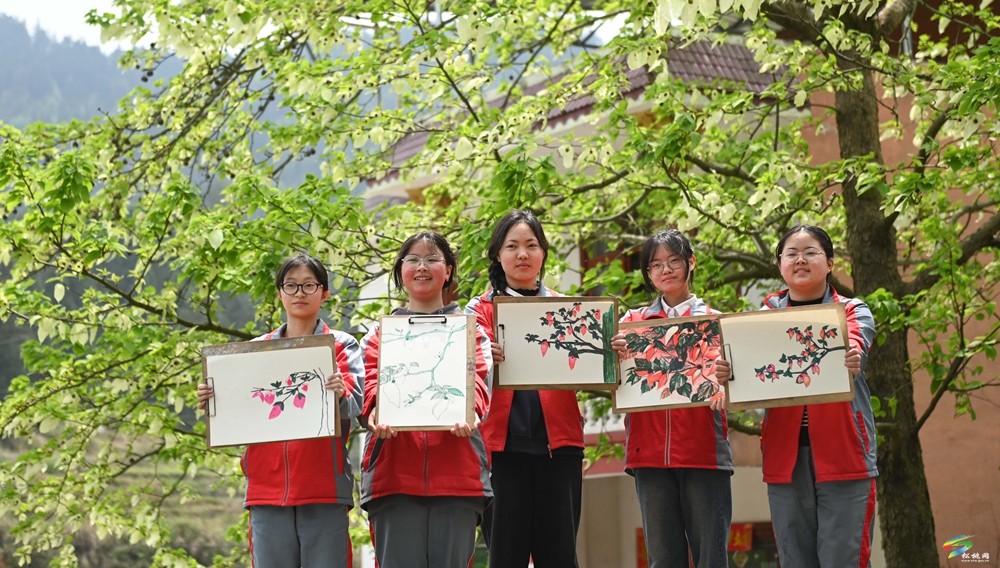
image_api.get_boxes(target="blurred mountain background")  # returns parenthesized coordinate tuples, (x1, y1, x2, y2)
(0, 14, 139, 127)
(0, 14, 145, 393)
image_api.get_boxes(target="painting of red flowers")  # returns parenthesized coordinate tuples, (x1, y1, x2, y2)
(494, 296, 619, 390)
(201, 335, 340, 447)
(721, 303, 855, 410)
(613, 315, 725, 412)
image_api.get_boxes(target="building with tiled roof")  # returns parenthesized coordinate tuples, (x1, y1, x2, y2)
(365, 38, 780, 205)
(355, 36, 855, 567)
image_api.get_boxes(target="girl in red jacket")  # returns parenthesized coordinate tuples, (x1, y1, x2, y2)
(716, 225, 877, 568)
(610, 229, 733, 568)
(197, 254, 364, 568)
(360, 231, 493, 568)
(464, 209, 584, 568)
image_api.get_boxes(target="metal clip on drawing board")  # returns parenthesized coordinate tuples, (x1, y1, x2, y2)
(206, 376, 216, 417)
(408, 315, 447, 325)
(723, 343, 734, 382)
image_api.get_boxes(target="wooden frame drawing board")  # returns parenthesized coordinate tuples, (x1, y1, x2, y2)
(375, 314, 476, 430)
(721, 303, 854, 410)
(202, 334, 340, 448)
(612, 314, 724, 412)
(493, 296, 619, 390)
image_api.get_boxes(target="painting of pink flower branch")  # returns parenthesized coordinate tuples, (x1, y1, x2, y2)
(250, 369, 331, 426)
(613, 315, 725, 412)
(754, 324, 843, 387)
(494, 297, 618, 390)
(720, 304, 855, 411)
(201, 335, 339, 447)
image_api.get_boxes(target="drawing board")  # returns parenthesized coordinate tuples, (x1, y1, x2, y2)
(202, 334, 340, 447)
(613, 314, 724, 412)
(376, 314, 475, 430)
(494, 296, 619, 390)
(721, 303, 854, 410)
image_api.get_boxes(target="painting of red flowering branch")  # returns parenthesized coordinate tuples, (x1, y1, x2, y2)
(250, 369, 330, 425)
(753, 324, 843, 387)
(721, 304, 855, 411)
(201, 335, 339, 447)
(613, 315, 724, 411)
(494, 297, 618, 390)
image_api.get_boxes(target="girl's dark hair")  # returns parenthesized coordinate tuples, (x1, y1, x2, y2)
(391, 231, 457, 291)
(775, 225, 835, 260)
(486, 209, 549, 292)
(275, 254, 329, 290)
(639, 229, 695, 295)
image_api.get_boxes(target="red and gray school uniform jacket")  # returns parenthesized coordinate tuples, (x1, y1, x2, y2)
(464, 287, 585, 455)
(760, 286, 878, 484)
(620, 296, 733, 473)
(359, 303, 493, 508)
(241, 320, 364, 508)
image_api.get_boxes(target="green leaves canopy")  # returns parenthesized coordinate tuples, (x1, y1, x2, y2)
(0, 0, 997, 565)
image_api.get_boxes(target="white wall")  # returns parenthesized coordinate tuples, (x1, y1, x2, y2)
(578, 465, 887, 568)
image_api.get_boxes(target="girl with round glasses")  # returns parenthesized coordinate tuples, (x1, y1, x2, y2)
(609, 229, 733, 568)
(359, 231, 493, 568)
(465, 209, 585, 568)
(197, 254, 364, 567)
(716, 225, 877, 568)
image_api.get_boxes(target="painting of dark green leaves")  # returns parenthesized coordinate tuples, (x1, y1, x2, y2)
(613, 314, 724, 412)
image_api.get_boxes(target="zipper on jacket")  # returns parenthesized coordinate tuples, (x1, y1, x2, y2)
(422, 433, 430, 494)
(548, 443, 553, 458)
(282, 442, 290, 505)
(664, 410, 672, 466)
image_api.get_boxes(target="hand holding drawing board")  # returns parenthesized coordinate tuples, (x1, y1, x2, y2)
(613, 314, 725, 412)
(201, 335, 340, 448)
(721, 303, 854, 410)
(375, 314, 476, 431)
(493, 296, 619, 390)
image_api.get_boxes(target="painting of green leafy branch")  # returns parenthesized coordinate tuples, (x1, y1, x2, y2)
(754, 324, 844, 387)
(379, 320, 468, 421)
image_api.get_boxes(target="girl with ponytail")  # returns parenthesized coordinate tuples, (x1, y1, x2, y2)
(465, 210, 584, 568)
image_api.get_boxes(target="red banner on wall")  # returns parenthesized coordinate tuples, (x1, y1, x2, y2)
(728, 523, 753, 552)
(636, 527, 648, 568)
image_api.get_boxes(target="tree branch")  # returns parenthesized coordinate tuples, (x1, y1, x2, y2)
(877, 0, 921, 35)
(549, 166, 632, 206)
(728, 413, 763, 436)
(763, 1, 821, 41)
(555, 188, 652, 226)
(904, 212, 1000, 295)
(914, 107, 952, 175)
(500, 0, 577, 111)
(915, 354, 969, 432)
(688, 155, 757, 185)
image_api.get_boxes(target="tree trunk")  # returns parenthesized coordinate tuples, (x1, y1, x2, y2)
(835, 65, 940, 567)
(869, 328, 939, 567)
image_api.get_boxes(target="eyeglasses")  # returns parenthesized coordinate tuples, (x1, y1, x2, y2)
(780, 249, 825, 262)
(402, 255, 445, 268)
(647, 258, 686, 274)
(280, 282, 323, 295)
